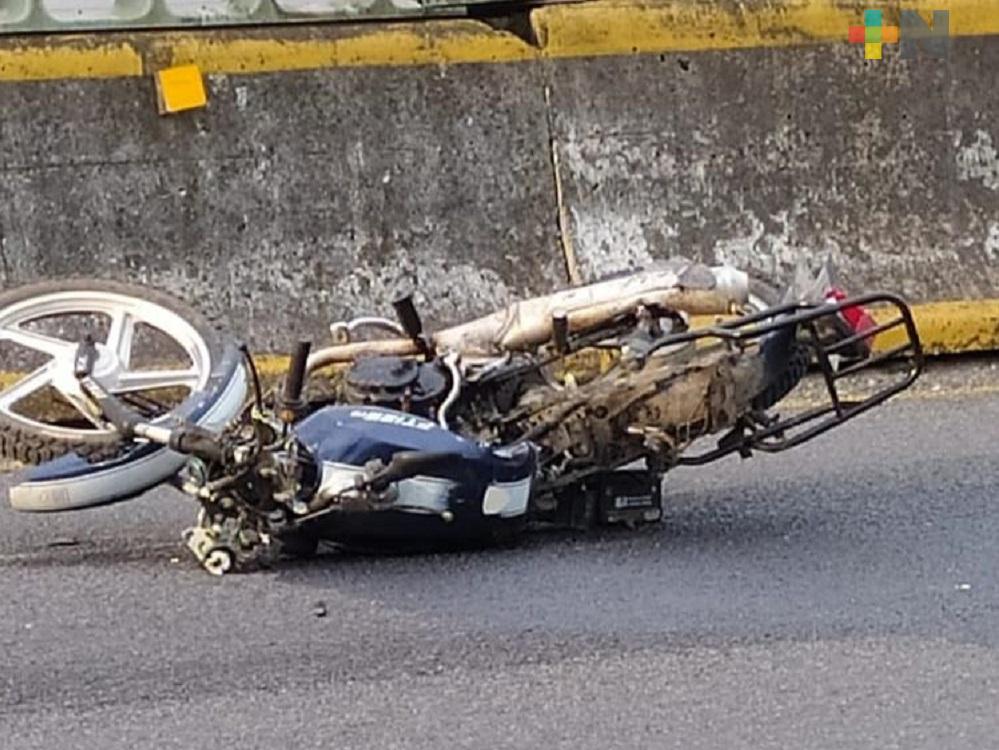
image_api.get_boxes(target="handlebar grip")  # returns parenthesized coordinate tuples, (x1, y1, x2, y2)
(283, 341, 312, 404)
(552, 310, 569, 355)
(392, 294, 424, 340)
(168, 427, 224, 464)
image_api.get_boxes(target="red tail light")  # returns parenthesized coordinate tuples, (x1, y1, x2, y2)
(824, 287, 876, 353)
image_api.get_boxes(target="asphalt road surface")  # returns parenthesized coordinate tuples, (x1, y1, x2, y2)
(2, 380, 999, 749)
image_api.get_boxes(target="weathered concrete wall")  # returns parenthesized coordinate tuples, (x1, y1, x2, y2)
(2, 5, 999, 349)
(550, 39, 999, 301)
(0, 64, 564, 350)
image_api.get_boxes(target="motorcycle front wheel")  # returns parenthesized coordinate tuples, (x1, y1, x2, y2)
(0, 279, 233, 465)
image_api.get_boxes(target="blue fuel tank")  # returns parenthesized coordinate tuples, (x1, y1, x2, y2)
(293, 406, 536, 548)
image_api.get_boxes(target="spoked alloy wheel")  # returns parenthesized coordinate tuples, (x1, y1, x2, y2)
(0, 279, 227, 465)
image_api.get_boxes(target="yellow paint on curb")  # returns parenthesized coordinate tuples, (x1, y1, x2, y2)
(0, 301, 997, 393)
(691, 300, 999, 357)
(3, 0, 999, 82)
(249, 299, 999, 374)
(874, 299, 999, 356)
(252, 354, 298, 378)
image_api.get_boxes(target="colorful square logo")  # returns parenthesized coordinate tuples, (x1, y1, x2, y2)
(849, 10, 899, 59)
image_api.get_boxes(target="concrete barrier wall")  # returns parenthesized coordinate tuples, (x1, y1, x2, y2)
(550, 40, 999, 299)
(2, 2, 999, 351)
(0, 64, 563, 350)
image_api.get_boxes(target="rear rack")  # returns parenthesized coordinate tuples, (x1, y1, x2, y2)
(671, 292, 923, 465)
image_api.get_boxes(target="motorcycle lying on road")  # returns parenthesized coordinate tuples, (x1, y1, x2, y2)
(0, 259, 922, 574)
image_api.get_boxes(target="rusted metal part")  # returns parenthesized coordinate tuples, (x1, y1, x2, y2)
(307, 262, 749, 371)
(307, 338, 422, 369)
(511, 344, 766, 479)
(493, 293, 921, 487)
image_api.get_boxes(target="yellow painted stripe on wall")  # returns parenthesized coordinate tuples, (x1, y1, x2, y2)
(0, 39, 142, 80)
(2, 0, 999, 82)
(534, 0, 999, 59)
(157, 21, 537, 75)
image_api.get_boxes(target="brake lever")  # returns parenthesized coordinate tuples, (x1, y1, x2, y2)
(359, 451, 461, 493)
(73, 335, 100, 379)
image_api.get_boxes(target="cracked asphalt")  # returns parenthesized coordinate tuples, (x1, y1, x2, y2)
(2, 363, 999, 749)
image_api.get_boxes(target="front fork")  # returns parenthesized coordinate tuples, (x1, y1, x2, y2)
(176, 420, 310, 576)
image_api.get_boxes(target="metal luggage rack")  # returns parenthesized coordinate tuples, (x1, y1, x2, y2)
(667, 292, 924, 465)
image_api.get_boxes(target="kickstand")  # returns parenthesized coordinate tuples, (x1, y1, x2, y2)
(715, 418, 754, 459)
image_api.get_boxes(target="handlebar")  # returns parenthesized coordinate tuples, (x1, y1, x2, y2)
(276, 340, 312, 424)
(103, 397, 225, 464)
(283, 341, 311, 405)
(72, 341, 227, 463)
(99, 392, 226, 464)
(71, 338, 317, 465)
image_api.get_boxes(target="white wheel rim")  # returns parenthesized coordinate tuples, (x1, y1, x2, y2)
(0, 290, 212, 439)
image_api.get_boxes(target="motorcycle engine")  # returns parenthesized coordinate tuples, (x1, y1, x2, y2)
(340, 356, 450, 418)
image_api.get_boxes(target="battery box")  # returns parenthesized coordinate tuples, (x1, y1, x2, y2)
(593, 470, 662, 526)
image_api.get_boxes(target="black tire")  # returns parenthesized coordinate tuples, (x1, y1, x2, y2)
(741, 276, 810, 410)
(0, 279, 229, 465)
(752, 342, 810, 411)
(277, 529, 321, 559)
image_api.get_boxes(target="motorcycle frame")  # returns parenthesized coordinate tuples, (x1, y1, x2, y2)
(663, 292, 924, 465)
(301, 290, 922, 468)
